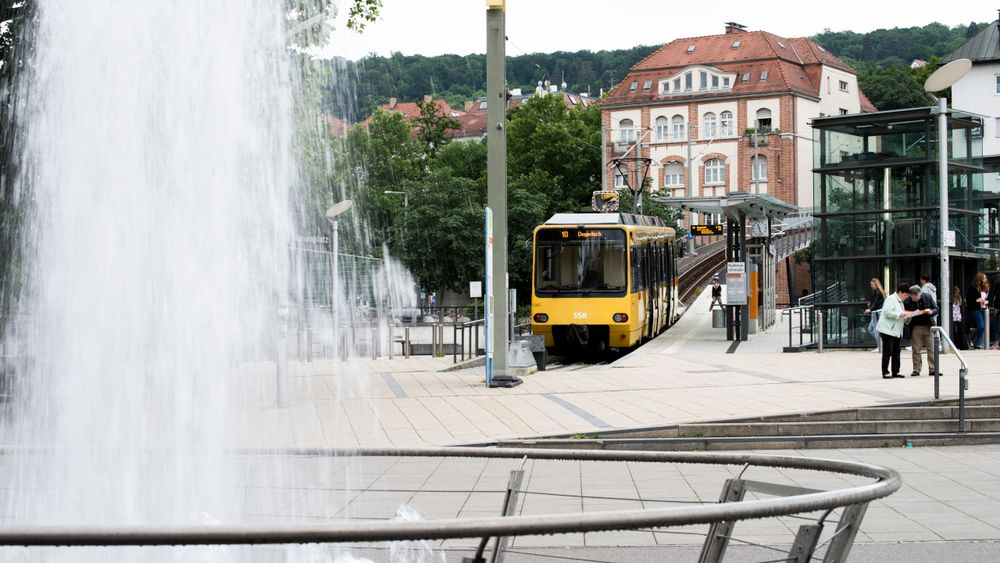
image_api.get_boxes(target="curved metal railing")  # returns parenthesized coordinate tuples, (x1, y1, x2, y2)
(0, 446, 901, 558)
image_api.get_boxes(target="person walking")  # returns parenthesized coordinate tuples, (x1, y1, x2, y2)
(966, 273, 989, 349)
(877, 283, 924, 379)
(865, 278, 886, 352)
(904, 285, 937, 377)
(709, 276, 723, 311)
(951, 286, 967, 350)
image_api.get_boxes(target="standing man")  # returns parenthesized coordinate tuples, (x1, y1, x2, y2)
(905, 284, 938, 376)
(877, 283, 927, 379)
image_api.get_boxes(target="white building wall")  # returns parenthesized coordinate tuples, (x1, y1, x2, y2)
(817, 66, 863, 116)
(795, 97, 820, 211)
(609, 109, 641, 142)
(952, 63, 1000, 193)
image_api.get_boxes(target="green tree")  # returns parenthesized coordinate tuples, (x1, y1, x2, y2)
(857, 65, 931, 111)
(506, 94, 602, 218)
(413, 98, 460, 158)
(400, 169, 485, 295)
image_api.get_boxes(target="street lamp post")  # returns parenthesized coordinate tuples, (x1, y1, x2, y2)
(325, 199, 353, 359)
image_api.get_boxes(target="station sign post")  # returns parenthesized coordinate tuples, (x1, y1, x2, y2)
(726, 262, 747, 305)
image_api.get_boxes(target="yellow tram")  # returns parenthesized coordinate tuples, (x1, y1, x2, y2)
(530, 213, 678, 356)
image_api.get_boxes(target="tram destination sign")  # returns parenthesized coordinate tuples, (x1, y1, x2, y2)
(691, 224, 724, 236)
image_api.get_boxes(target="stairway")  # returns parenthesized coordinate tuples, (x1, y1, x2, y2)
(493, 396, 1000, 451)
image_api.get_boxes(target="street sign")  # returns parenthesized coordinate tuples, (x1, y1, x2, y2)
(591, 190, 620, 212)
(726, 262, 747, 305)
(470, 281, 483, 298)
(945, 230, 956, 248)
(691, 224, 724, 236)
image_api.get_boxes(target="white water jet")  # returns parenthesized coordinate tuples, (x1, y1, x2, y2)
(3, 0, 294, 536)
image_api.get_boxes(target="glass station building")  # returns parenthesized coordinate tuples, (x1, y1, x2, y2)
(811, 106, 988, 346)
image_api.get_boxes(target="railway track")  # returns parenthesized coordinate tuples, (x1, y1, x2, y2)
(677, 241, 727, 305)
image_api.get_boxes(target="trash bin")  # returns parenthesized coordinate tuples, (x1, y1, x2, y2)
(712, 308, 725, 328)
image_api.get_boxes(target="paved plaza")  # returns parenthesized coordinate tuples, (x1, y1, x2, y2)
(225, 288, 1000, 560)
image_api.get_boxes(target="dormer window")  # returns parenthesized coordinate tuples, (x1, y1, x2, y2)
(642, 80, 652, 90)
(662, 68, 735, 96)
(687, 45, 696, 53)
(742, 73, 750, 82)
(629, 81, 638, 91)
(685, 72, 692, 90)
(777, 41, 785, 49)
(732, 40, 741, 49)
(760, 71, 768, 81)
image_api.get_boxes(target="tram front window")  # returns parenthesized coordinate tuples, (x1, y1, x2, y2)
(535, 228, 627, 297)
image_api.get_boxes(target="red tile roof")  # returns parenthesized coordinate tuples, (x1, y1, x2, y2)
(604, 29, 863, 107)
(323, 114, 349, 137)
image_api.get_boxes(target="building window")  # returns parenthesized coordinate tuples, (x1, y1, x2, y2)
(687, 45, 696, 53)
(755, 108, 772, 130)
(673, 78, 681, 90)
(995, 117, 1000, 137)
(742, 73, 750, 82)
(629, 81, 638, 91)
(732, 40, 741, 49)
(685, 72, 693, 90)
(751, 155, 768, 181)
(723, 77, 731, 87)
(712, 75, 719, 88)
(996, 74, 1000, 94)
(700, 71, 708, 90)
(839, 108, 849, 115)
(672, 115, 686, 140)
(664, 163, 684, 187)
(619, 118, 635, 143)
(703, 112, 717, 138)
(720, 111, 733, 136)
(760, 71, 768, 81)
(642, 79, 652, 90)
(614, 169, 626, 188)
(705, 159, 724, 185)
(655, 116, 669, 141)
(839, 80, 849, 92)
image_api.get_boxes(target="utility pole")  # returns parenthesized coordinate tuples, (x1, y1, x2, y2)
(686, 125, 695, 255)
(486, 0, 511, 383)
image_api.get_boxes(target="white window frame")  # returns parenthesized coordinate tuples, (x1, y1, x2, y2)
(672, 115, 686, 141)
(995, 117, 1000, 137)
(720, 111, 734, 136)
(705, 159, 724, 185)
(839, 80, 849, 92)
(755, 108, 772, 130)
(614, 169, 626, 188)
(619, 119, 636, 143)
(995, 74, 1000, 94)
(664, 163, 684, 187)
(703, 113, 717, 139)
(655, 116, 669, 141)
(751, 155, 768, 181)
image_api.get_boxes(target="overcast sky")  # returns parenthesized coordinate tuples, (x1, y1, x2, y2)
(318, 0, 992, 60)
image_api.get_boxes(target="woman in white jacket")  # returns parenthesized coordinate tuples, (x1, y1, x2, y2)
(877, 282, 930, 378)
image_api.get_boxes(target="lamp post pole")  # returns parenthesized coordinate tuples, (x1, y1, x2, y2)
(325, 200, 354, 360)
(937, 97, 950, 340)
(687, 124, 695, 255)
(486, 0, 509, 380)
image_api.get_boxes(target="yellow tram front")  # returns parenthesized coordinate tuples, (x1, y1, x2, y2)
(530, 213, 675, 355)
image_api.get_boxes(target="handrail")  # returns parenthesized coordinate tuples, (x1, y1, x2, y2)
(931, 326, 969, 432)
(781, 304, 816, 351)
(0, 446, 901, 548)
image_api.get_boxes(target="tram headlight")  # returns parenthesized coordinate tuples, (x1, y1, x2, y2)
(612, 313, 629, 323)
(533, 313, 549, 323)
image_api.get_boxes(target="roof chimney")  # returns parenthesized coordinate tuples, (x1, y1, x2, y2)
(388, 97, 397, 109)
(725, 22, 747, 34)
(424, 94, 433, 103)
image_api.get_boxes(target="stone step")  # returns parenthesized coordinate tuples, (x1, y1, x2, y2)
(676, 418, 1000, 438)
(735, 405, 1000, 424)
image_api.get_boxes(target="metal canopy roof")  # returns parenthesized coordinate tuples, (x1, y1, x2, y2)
(651, 191, 798, 221)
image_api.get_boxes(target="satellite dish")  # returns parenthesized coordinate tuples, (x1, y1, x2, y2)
(924, 58, 971, 92)
(325, 199, 353, 219)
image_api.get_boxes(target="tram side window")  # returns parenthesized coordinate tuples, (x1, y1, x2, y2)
(631, 247, 645, 291)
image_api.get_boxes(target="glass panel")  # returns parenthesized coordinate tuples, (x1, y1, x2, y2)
(534, 228, 628, 297)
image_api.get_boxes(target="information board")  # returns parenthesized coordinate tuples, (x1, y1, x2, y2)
(725, 262, 747, 305)
(691, 224, 724, 236)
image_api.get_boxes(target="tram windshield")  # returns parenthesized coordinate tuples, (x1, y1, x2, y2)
(534, 228, 627, 297)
